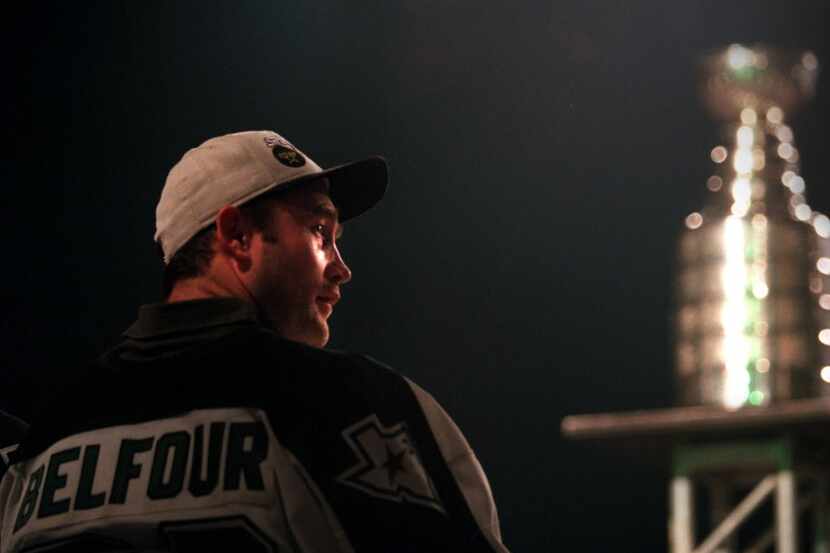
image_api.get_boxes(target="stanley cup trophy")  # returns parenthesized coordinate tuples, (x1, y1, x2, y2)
(563, 45, 829, 553)
(675, 44, 825, 409)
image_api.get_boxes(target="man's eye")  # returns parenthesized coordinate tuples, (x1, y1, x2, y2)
(313, 224, 331, 243)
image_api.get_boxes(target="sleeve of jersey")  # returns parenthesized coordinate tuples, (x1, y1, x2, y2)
(0, 411, 28, 484)
(403, 378, 511, 553)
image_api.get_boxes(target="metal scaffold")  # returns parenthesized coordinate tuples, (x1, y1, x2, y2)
(562, 398, 830, 552)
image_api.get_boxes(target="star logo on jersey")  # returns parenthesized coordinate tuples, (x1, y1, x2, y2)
(337, 414, 445, 515)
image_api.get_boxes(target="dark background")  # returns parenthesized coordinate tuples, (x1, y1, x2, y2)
(5, 1, 828, 550)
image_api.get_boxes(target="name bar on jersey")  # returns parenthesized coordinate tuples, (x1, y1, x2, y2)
(11, 410, 272, 534)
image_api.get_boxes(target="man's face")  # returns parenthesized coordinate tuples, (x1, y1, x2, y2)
(247, 180, 351, 347)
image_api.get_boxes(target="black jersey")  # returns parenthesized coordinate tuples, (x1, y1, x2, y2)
(0, 299, 508, 552)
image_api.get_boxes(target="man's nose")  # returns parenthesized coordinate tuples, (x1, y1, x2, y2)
(327, 245, 352, 284)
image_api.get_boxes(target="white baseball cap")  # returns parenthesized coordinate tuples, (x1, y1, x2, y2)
(155, 130, 388, 263)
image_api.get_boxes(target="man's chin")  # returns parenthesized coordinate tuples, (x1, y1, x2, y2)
(307, 328, 329, 348)
(310, 310, 331, 347)
(296, 320, 329, 348)
(316, 322, 330, 347)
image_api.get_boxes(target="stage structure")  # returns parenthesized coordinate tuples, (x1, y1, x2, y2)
(562, 44, 828, 553)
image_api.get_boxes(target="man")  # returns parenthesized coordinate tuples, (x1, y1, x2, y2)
(0, 131, 510, 552)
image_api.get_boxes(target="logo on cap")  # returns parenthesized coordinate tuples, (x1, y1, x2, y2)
(272, 144, 306, 168)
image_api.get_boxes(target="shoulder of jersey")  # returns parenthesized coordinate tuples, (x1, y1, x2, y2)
(0, 409, 28, 447)
(1, 409, 29, 478)
(250, 326, 402, 376)
(16, 329, 405, 462)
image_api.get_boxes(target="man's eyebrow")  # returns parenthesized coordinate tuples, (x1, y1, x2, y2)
(312, 204, 343, 239)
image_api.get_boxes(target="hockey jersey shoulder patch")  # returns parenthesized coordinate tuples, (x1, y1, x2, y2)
(336, 414, 445, 515)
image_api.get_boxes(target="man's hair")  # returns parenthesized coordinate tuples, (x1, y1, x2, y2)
(159, 193, 281, 298)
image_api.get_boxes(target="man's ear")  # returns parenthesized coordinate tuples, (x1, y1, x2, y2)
(215, 205, 253, 263)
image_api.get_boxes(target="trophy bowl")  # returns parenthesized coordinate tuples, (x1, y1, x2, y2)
(700, 44, 818, 121)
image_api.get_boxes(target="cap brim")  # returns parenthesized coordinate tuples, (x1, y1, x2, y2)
(319, 156, 388, 222)
(262, 156, 388, 222)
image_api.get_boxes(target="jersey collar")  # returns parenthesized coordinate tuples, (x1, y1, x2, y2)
(124, 297, 261, 339)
